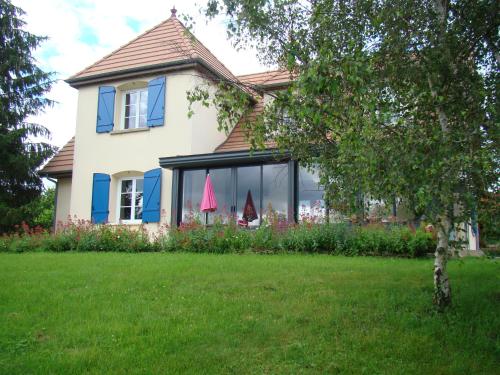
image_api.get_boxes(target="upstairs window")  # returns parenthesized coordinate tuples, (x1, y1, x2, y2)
(123, 89, 148, 129)
(119, 177, 144, 222)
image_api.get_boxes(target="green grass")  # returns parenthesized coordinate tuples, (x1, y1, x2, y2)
(0, 254, 498, 374)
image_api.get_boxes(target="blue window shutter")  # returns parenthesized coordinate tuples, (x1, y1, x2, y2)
(147, 76, 166, 127)
(96, 86, 115, 133)
(91, 173, 111, 223)
(142, 168, 162, 223)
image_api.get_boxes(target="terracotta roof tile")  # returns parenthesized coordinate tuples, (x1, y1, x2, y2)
(237, 70, 293, 87)
(68, 13, 239, 85)
(40, 137, 74, 177)
(215, 99, 275, 152)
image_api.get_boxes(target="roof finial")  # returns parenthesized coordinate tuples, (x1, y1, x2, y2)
(170, 6, 177, 18)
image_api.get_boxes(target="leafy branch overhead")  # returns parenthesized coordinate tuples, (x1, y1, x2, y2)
(188, 0, 499, 309)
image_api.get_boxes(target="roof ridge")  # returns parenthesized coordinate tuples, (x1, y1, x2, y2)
(70, 17, 174, 80)
(171, 17, 198, 60)
(237, 69, 285, 77)
(192, 37, 237, 82)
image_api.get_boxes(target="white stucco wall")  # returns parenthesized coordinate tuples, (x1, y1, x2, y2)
(69, 69, 223, 226)
(55, 177, 72, 226)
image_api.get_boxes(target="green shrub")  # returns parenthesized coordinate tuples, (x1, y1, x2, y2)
(0, 219, 435, 257)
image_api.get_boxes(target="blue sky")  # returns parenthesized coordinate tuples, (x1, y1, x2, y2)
(13, 0, 266, 148)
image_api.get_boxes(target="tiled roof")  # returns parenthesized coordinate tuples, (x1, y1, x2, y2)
(67, 11, 239, 85)
(215, 98, 276, 152)
(40, 137, 74, 177)
(237, 70, 292, 88)
(214, 70, 293, 152)
(50, 16, 295, 175)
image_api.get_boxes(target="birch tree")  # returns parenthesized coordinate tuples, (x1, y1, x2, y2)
(188, 0, 499, 309)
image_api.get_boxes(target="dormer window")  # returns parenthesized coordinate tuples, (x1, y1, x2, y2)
(123, 88, 148, 129)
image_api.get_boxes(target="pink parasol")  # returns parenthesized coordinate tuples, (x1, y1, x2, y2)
(200, 174, 218, 212)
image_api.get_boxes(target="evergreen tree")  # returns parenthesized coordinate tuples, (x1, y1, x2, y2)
(0, 0, 55, 232)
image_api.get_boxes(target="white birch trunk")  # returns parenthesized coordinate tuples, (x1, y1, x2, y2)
(434, 215, 452, 309)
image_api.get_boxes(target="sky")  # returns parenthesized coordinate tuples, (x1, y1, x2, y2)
(12, 0, 267, 148)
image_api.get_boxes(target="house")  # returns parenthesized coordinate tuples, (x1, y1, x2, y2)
(40, 8, 479, 250)
(41, 8, 323, 231)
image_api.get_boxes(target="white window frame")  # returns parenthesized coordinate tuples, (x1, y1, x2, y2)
(116, 176, 144, 224)
(121, 88, 148, 130)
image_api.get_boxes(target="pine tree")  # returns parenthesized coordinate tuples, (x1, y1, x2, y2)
(0, 0, 55, 232)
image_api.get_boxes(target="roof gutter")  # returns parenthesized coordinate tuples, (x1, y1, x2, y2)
(65, 59, 199, 87)
(159, 149, 291, 170)
(65, 58, 256, 103)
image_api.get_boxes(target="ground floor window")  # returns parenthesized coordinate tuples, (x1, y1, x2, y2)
(164, 152, 412, 226)
(119, 177, 144, 222)
(180, 163, 290, 226)
(262, 164, 289, 222)
(298, 166, 326, 222)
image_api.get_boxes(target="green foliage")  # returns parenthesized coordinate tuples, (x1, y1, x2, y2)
(164, 222, 435, 256)
(163, 220, 251, 253)
(191, 0, 499, 230)
(21, 187, 55, 230)
(190, 0, 499, 307)
(479, 191, 500, 246)
(0, 220, 435, 257)
(0, 0, 56, 233)
(0, 221, 159, 253)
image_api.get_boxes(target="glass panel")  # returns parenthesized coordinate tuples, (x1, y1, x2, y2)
(128, 92, 138, 104)
(124, 117, 131, 130)
(126, 104, 137, 118)
(262, 164, 288, 223)
(139, 90, 148, 116)
(125, 93, 132, 106)
(138, 115, 147, 128)
(135, 179, 144, 193)
(298, 166, 326, 222)
(207, 168, 232, 224)
(182, 169, 206, 224)
(121, 193, 132, 207)
(121, 180, 132, 193)
(135, 192, 143, 208)
(236, 166, 261, 227)
(120, 207, 131, 220)
(135, 206, 143, 220)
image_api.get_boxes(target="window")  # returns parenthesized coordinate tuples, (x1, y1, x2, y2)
(119, 177, 144, 222)
(262, 164, 288, 221)
(298, 166, 326, 222)
(236, 166, 261, 227)
(179, 163, 289, 226)
(181, 169, 206, 223)
(123, 88, 148, 129)
(207, 168, 232, 224)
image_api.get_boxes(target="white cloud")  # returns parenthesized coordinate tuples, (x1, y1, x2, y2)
(12, 0, 268, 148)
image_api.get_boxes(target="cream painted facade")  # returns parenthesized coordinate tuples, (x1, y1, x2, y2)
(68, 70, 224, 226)
(55, 177, 72, 225)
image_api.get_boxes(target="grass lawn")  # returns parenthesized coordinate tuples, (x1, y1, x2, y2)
(0, 254, 498, 374)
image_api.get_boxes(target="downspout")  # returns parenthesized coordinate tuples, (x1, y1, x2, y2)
(44, 175, 58, 233)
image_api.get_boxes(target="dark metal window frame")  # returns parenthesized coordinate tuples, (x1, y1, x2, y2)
(160, 150, 297, 227)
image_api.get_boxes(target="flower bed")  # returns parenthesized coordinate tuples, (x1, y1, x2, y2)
(0, 218, 435, 257)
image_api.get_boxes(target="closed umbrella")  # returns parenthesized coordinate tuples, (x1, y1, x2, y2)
(200, 174, 218, 212)
(242, 189, 258, 222)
